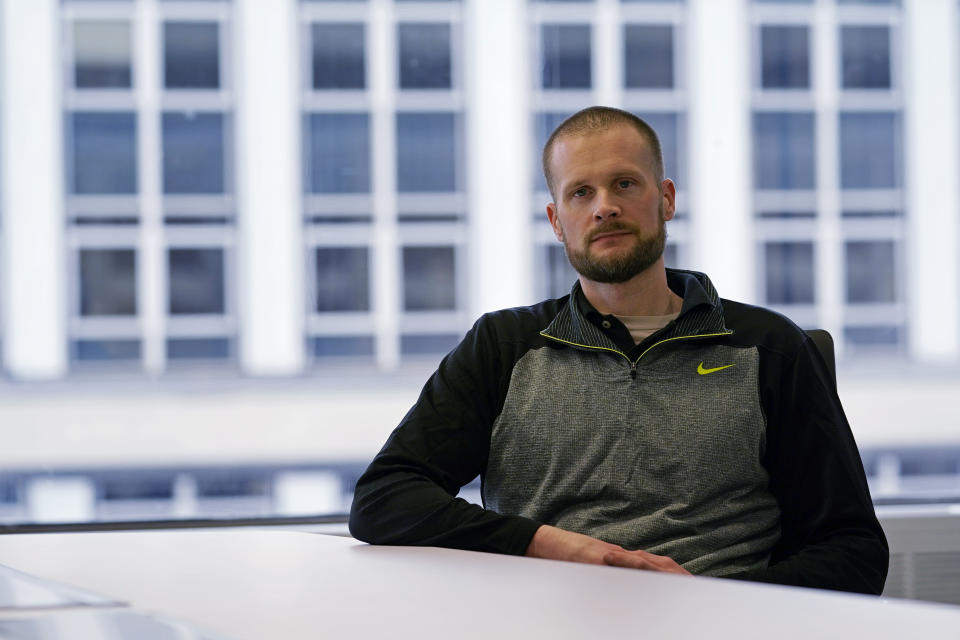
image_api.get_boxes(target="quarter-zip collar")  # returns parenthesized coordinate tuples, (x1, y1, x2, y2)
(541, 269, 730, 354)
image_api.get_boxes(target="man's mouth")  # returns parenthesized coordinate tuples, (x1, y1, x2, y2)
(590, 230, 633, 243)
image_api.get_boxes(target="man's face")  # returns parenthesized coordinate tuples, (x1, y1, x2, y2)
(545, 124, 676, 284)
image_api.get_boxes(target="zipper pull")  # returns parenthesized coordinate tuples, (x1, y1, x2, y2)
(630, 363, 637, 379)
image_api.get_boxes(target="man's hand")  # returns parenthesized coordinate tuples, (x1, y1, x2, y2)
(525, 525, 691, 575)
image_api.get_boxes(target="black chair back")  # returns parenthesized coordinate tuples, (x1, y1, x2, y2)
(804, 329, 836, 390)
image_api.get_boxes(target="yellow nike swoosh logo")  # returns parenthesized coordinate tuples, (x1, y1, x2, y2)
(697, 362, 735, 375)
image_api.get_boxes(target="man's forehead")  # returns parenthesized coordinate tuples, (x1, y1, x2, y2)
(551, 125, 654, 178)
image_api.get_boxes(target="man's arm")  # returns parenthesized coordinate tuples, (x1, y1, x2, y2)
(349, 314, 542, 555)
(732, 337, 889, 594)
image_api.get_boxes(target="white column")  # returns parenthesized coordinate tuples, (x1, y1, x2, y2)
(903, 0, 960, 363)
(465, 0, 532, 315)
(686, 0, 753, 302)
(235, 0, 305, 375)
(812, 0, 844, 348)
(370, 0, 400, 370)
(594, 0, 622, 109)
(135, 0, 166, 375)
(0, 0, 68, 380)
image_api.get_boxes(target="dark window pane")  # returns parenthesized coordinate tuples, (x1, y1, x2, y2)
(844, 326, 901, 349)
(162, 112, 225, 194)
(541, 24, 591, 89)
(841, 26, 891, 89)
(164, 22, 219, 89)
(398, 23, 451, 89)
(71, 112, 137, 194)
(315, 247, 370, 312)
(535, 111, 572, 193)
(312, 23, 365, 89)
(311, 336, 375, 358)
(634, 111, 683, 185)
(836, 0, 899, 6)
(760, 25, 809, 89)
(758, 210, 816, 219)
(545, 244, 577, 299)
(396, 112, 457, 192)
(74, 21, 131, 88)
(74, 340, 141, 361)
(401, 334, 460, 355)
(168, 248, 225, 314)
(764, 241, 815, 304)
(624, 25, 673, 89)
(845, 240, 896, 303)
(167, 338, 230, 359)
(753, 112, 815, 189)
(79, 249, 137, 316)
(839, 112, 900, 189)
(196, 474, 268, 498)
(307, 113, 370, 193)
(101, 477, 173, 501)
(842, 210, 900, 218)
(403, 246, 456, 311)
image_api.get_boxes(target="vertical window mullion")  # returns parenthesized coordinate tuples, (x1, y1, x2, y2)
(369, 0, 401, 371)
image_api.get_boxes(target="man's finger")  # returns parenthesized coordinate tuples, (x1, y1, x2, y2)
(602, 551, 655, 571)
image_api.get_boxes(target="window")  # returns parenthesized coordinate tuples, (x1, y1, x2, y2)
(845, 240, 896, 304)
(312, 23, 365, 89)
(304, 5, 467, 364)
(753, 112, 815, 190)
(306, 113, 371, 194)
(79, 249, 137, 316)
(168, 248, 226, 315)
(396, 112, 457, 192)
(314, 248, 370, 312)
(164, 22, 220, 89)
(162, 113, 225, 194)
(74, 340, 141, 362)
(403, 246, 456, 311)
(839, 112, 900, 189)
(70, 112, 138, 194)
(760, 25, 809, 89)
(398, 23, 452, 89)
(541, 24, 591, 89)
(841, 26, 891, 89)
(73, 21, 132, 89)
(624, 25, 674, 89)
(65, 5, 236, 372)
(764, 242, 815, 304)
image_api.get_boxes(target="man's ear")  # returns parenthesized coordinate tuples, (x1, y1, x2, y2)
(661, 179, 677, 221)
(546, 202, 564, 242)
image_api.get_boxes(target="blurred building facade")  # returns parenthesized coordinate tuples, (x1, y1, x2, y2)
(1, 0, 959, 561)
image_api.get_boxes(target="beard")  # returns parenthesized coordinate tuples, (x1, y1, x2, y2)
(562, 205, 667, 284)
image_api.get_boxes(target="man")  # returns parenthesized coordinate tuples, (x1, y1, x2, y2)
(349, 106, 888, 593)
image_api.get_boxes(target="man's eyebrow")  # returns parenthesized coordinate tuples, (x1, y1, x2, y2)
(559, 178, 588, 193)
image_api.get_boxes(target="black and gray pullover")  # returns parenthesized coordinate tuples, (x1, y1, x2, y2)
(350, 269, 888, 594)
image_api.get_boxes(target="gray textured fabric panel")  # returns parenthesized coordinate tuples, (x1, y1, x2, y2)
(484, 341, 781, 577)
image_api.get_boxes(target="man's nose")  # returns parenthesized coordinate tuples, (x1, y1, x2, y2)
(593, 191, 620, 220)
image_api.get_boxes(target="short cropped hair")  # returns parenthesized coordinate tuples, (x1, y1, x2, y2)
(542, 106, 665, 200)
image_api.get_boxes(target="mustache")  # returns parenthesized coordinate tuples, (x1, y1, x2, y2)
(586, 222, 639, 242)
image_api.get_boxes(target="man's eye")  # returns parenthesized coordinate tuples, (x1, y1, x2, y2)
(617, 180, 633, 189)
(572, 188, 588, 197)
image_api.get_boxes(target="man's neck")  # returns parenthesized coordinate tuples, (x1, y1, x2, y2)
(579, 263, 682, 317)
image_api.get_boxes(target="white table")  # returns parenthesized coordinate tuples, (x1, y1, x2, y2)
(0, 529, 958, 639)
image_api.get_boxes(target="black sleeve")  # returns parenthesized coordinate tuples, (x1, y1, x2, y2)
(348, 314, 542, 555)
(732, 337, 889, 594)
